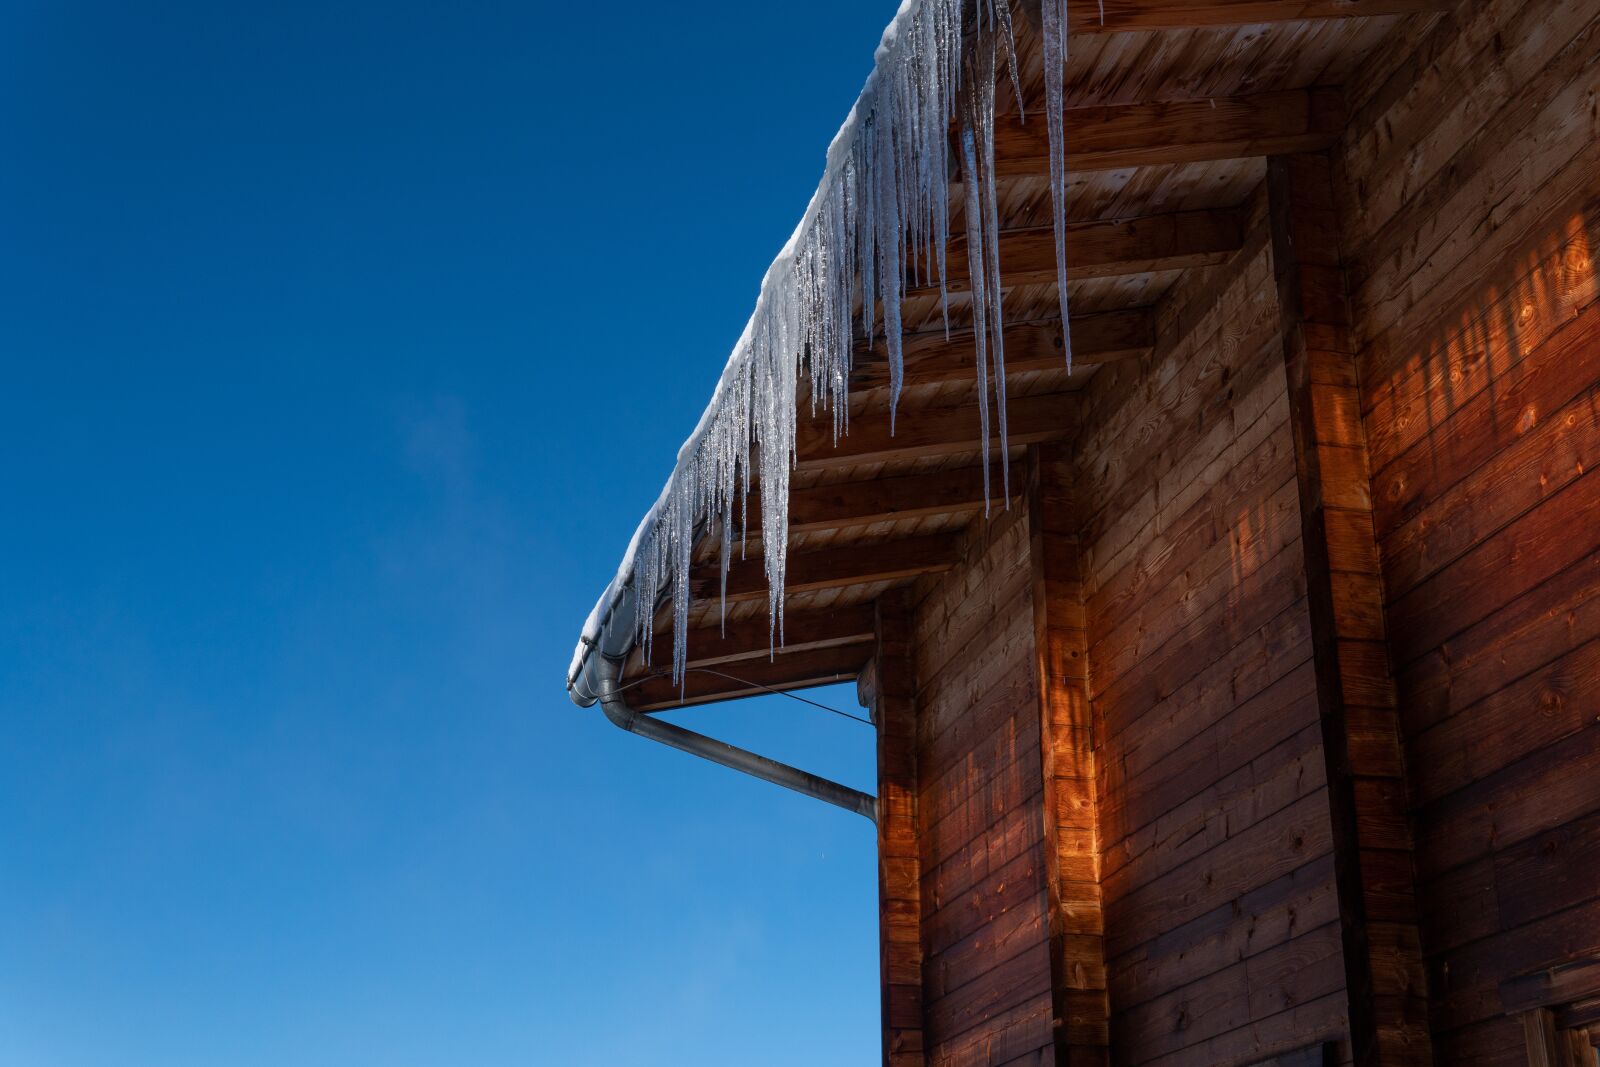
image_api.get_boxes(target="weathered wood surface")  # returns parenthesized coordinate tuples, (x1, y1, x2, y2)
(795, 391, 1079, 471)
(852, 310, 1154, 391)
(626, 641, 872, 711)
(907, 509, 1059, 1065)
(874, 591, 926, 1067)
(1071, 234, 1352, 1064)
(1336, 0, 1600, 1059)
(1269, 150, 1431, 1066)
(908, 210, 1246, 295)
(1069, 1, 1449, 34)
(753, 466, 1016, 536)
(630, 604, 876, 677)
(989, 89, 1345, 177)
(1027, 443, 1111, 1063)
(689, 533, 961, 603)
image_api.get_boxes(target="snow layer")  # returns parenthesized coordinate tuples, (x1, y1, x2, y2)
(569, 0, 1072, 691)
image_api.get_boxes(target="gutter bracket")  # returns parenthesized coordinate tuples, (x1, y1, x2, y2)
(594, 659, 877, 823)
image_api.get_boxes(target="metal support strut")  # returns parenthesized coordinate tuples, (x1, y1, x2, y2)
(593, 660, 877, 823)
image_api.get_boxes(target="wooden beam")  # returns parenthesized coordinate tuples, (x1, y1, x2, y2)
(1072, 0, 1449, 33)
(1503, 957, 1600, 1017)
(986, 88, 1345, 177)
(796, 391, 1078, 470)
(854, 310, 1154, 391)
(627, 642, 871, 711)
(872, 590, 926, 1067)
(754, 464, 1016, 535)
(1025, 444, 1111, 1061)
(910, 209, 1245, 294)
(689, 532, 962, 603)
(630, 603, 878, 676)
(1268, 151, 1433, 1066)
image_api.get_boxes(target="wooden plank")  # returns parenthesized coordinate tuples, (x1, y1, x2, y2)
(753, 464, 1015, 535)
(988, 89, 1345, 177)
(796, 391, 1078, 471)
(626, 641, 871, 711)
(1502, 956, 1600, 1016)
(689, 533, 961, 602)
(874, 590, 927, 1067)
(1521, 1008, 1567, 1067)
(1074, 0, 1450, 33)
(630, 604, 877, 677)
(1268, 151, 1433, 1066)
(1025, 443, 1111, 1061)
(853, 310, 1154, 391)
(909, 210, 1245, 295)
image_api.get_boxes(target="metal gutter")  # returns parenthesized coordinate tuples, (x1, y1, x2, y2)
(567, 585, 877, 823)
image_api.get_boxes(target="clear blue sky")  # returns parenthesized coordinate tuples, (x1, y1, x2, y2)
(0, 2, 900, 1063)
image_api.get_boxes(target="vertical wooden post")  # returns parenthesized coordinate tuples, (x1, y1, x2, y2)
(871, 589, 925, 1067)
(1267, 151, 1433, 1067)
(1026, 443, 1111, 1066)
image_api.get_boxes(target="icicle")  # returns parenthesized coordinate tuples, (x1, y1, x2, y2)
(1042, 0, 1074, 370)
(960, 116, 992, 515)
(567, 0, 1082, 689)
(994, 0, 1023, 120)
(976, 32, 1009, 503)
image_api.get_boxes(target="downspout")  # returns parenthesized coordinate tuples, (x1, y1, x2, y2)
(569, 588, 877, 823)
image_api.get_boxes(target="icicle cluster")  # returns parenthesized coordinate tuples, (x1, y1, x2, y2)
(570, 0, 1077, 691)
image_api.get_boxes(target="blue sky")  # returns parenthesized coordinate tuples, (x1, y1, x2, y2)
(0, 2, 900, 1062)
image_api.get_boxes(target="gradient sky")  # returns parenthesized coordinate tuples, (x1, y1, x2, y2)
(0, 2, 904, 1063)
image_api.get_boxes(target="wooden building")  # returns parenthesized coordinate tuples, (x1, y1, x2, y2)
(567, 1, 1600, 1063)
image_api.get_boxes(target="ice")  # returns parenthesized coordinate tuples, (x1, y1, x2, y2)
(569, 0, 1075, 692)
(1042, 0, 1074, 367)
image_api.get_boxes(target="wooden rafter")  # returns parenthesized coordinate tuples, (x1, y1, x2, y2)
(983, 88, 1346, 177)
(796, 391, 1078, 470)
(910, 209, 1245, 295)
(751, 463, 1016, 535)
(1071, 0, 1451, 33)
(854, 310, 1153, 391)
(631, 604, 877, 675)
(626, 642, 872, 712)
(689, 532, 962, 603)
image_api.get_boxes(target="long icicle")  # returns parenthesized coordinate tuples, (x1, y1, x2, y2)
(1042, 0, 1074, 369)
(570, 0, 1079, 690)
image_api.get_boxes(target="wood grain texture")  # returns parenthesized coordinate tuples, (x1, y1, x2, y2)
(989, 89, 1345, 177)
(853, 310, 1154, 391)
(874, 590, 926, 1067)
(796, 391, 1078, 470)
(1269, 150, 1431, 1067)
(689, 533, 961, 603)
(1027, 443, 1111, 1064)
(1338, 0, 1600, 1055)
(909, 210, 1246, 295)
(625, 641, 872, 711)
(1073, 1, 1449, 34)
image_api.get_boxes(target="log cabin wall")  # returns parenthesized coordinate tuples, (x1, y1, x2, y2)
(1071, 223, 1353, 1064)
(908, 502, 1058, 1065)
(1336, 1, 1600, 1061)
